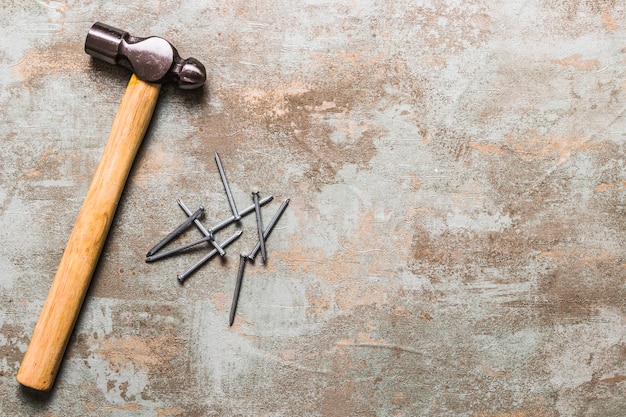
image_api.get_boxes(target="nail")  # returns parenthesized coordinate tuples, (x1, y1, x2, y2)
(209, 195, 274, 234)
(215, 152, 240, 221)
(252, 191, 266, 262)
(248, 198, 290, 261)
(229, 254, 248, 326)
(146, 206, 204, 257)
(178, 199, 226, 256)
(146, 234, 212, 262)
(177, 230, 242, 283)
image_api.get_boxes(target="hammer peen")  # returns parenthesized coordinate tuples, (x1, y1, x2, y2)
(17, 23, 206, 391)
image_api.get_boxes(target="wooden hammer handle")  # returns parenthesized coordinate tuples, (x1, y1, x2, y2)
(17, 74, 161, 391)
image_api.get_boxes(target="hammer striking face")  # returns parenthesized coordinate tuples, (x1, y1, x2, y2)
(17, 23, 206, 391)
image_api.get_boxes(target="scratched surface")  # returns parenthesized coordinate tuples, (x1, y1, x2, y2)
(1, 1, 626, 416)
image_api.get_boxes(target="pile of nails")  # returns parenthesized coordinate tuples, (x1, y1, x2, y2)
(145, 152, 289, 326)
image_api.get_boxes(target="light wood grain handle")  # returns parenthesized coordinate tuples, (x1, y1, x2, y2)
(17, 74, 161, 391)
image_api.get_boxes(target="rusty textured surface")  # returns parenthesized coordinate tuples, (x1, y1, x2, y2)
(1, 1, 626, 416)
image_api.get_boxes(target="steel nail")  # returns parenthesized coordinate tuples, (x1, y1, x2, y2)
(178, 199, 226, 256)
(252, 191, 266, 262)
(248, 198, 290, 261)
(146, 206, 204, 257)
(209, 195, 274, 234)
(177, 230, 242, 283)
(215, 152, 241, 221)
(146, 234, 212, 262)
(229, 254, 248, 326)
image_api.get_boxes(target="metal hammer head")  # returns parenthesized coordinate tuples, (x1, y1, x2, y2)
(85, 22, 206, 89)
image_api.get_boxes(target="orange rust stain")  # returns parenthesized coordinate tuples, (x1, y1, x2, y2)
(24, 168, 41, 179)
(334, 283, 389, 311)
(290, 193, 319, 229)
(551, 54, 601, 71)
(421, 128, 433, 145)
(12, 44, 85, 86)
(156, 408, 185, 417)
(337, 332, 387, 347)
(307, 291, 331, 315)
(337, 51, 361, 65)
(451, 180, 485, 209)
(581, 251, 617, 264)
(92, 333, 179, 369)
(602, 10, 619, 31)
(356, 331, 387, 345)
(103, 404, 143, 412)
(336, 338, 355, 347)
(276, 244, 328, 277)
(424, 55, 448, 69)
(472, 400, 553, 417)
(136, 142, 185, 186)
(469, 141, 506, 156)
(505, 131, 594, 165)
(539, 248, 619, 265)
(280, 208, 411, 283)
(212, 291, 226, 312)
(407, 206, 430, 219)
(331, 112, 369, 142)
(392, 392, 405, 405)
(231, 317, 259, 336)
(279, 204, 415, 313)
(409, 173, 422, 190)
(596, 182, 616, 193)
(39, 149, 55, 161)
(322, 51, 388, 68)
(316, 101, 337, 111)
(481, 363, 512, 378)
(600, 374, 626, 383)
(393, 306, 414, 319)
(537, 251, 564, 260)
(320, 380, 357, 417)
(239, 82, 310, 119)
(420, 311, 434, 321)
(280, 349, 297, 361)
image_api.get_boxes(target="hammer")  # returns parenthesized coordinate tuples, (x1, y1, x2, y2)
(17, 23, 206, 391)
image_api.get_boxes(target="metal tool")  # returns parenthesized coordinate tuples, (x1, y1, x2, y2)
(248, 198, 290, 261)
(146, 234, 214, 263)
(146, 206, 204, 257)
(252, 191, 267, 262)
(177, 231, 243, 283)
(146, 196, 275, 262)
(17, 22, 206, 392)
(209, 195, 274, 234)
(84, 22, 205, 88)
(215, 152, 240, 221)
(229, 254, 248, 326)
(178, 199, 226, 256)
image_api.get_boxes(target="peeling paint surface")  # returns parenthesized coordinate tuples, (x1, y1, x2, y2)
(1, 1, 626, 416)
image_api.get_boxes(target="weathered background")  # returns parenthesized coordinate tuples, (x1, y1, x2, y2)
(1, 1, 625, 416)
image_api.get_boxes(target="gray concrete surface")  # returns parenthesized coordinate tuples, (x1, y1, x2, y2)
(1, 1, 626, 416)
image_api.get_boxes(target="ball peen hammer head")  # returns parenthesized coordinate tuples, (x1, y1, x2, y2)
(85, 22, 206, 89)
